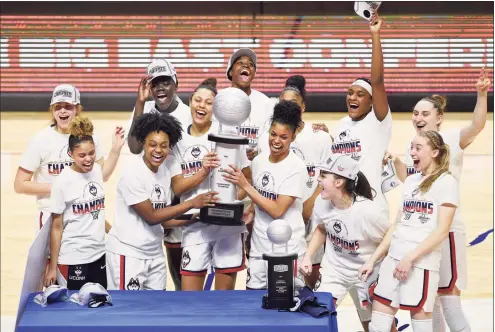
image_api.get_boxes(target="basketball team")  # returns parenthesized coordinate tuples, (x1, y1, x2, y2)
(13, 13, 491, 332)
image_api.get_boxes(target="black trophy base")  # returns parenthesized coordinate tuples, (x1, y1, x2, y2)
(199, 201, 245, 226)
(262, 252, 298, 310)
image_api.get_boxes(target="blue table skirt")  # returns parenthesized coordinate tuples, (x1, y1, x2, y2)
(17, 290, 338, 332)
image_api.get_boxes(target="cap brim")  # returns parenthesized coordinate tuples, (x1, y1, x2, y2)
(50, 98, 79, 106)
(151, 73, 177, 84)
(226, 48, 257, 81)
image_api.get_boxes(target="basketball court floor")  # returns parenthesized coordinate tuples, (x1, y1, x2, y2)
(1, 111, 493, 331)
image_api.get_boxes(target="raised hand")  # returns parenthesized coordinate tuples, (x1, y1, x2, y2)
(137, 76, 152, 103)
(369, 13, 383, 34)
(475, 68, 492, 95)
(111, 126, 126, 151)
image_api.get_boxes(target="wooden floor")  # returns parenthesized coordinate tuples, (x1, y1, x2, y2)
(1, 111, 493, 316)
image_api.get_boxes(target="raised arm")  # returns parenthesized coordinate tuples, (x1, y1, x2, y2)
(128, 76, 152, 154)
(369, 13, 389, 122)
(96, 126, 125, 182)
(459, 68, 491, 150)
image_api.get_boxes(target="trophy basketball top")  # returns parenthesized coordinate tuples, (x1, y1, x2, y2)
(213, 87, 251, 127)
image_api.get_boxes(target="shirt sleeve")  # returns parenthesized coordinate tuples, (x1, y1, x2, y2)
(119, 172, 150, 206)
(18, 135, 42, 172)
(165, 154, 182, 178)
(239, 145, 251, 170)
(441, 128, 462, 153)
(278, 167, 306, 199)
(49, 176, 67, 214)
(311, 197, 324, 225)
(363, 203, 390, 244)
(435, 175, 460, 207)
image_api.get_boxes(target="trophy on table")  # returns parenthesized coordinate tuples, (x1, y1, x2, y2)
(199, 87, 251, 226)
(262, 219, 298, 310)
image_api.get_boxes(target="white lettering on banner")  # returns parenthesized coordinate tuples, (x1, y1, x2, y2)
(118, 38, 261, 68)
(13, 37, 494, 69)
(19, 38, 108, 68)
(0, 38, 8, 67)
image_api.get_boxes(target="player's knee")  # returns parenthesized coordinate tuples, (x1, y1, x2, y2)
(369, 311, 394, 332)
(411, 318, 433, 332)
(440, 295, 471, 332)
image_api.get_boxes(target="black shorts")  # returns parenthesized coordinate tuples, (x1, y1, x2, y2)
(58, 254, 107, 290)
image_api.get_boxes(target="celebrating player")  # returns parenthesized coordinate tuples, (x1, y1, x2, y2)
(44, 117, 113, 290)
(299, 154, 391, 332)
(383, 69, 491, 332)
(226, 48, 274, 161)
(313, 14, 392, 222)
(359, 131, 458, 332)
(257, 75, 333, 288)
(127, 59, 191, 154)
(223, 100, 308, 290)
(171, 78, 250, 291)
(14, 84, 124, 231)
(106, 112, 218, 291)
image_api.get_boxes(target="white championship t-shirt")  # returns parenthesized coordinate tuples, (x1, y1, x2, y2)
(250, 151, 308, 258)
(172, 122, 249, 247)
(389, 173, 459, 271)
(49, 165, 106, 265)
(332, 109, 392, 214)
(106, 155, 173, 260)
(125, 98, 192, 140)
(312, 195, 389, 282)
(404, 128, 465, 233)
(19, 126, 104, 214)
(236, 89, 274, 149)
(257, 122, 334, 241)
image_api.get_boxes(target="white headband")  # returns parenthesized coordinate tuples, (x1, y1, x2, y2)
(351, 80, 372, 96)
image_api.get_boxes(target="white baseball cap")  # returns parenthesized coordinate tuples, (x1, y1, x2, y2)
(147, 59, 177, 84)
(226, 48, 257, 81)
(316, 153, 360, 180)
(69, 282, 112, 308)
(50, 84, 81, 105)
(33, 285, 69, 307)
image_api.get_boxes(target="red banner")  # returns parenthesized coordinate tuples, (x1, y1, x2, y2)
(1, 15, 493, 93)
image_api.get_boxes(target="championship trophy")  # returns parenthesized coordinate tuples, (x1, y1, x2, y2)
(354, 1, 382, 20)
(199, 87, 251, 226)
(262, 219, 298, 310)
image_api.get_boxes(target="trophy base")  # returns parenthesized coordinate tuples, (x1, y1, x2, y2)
(199, 202, 245, 226)
(261, 252, 298, 310)
(262, 293, 297, 310)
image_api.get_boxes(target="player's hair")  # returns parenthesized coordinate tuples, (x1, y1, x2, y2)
(131, 112, 183, 149)
(333, 171, 375, 201)
(355, 77, 372, 86)
(192, 77, 217, 97)
(281, 75, 307, 103)
(49, 104, 84, 127)
(420, 94, 447, 115)
(68, 116, 94, 152)
(417, 131, 450, 194)
(270, 100, 302, 133)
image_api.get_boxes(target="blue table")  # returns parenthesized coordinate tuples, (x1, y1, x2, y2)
(17, 290, 337, 332)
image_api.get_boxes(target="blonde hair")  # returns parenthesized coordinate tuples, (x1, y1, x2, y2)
(68, 116, 94, 152)
(49, 103, 84, 127)
(420, 94, 447, 116)
(418, 130, 450, 194)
